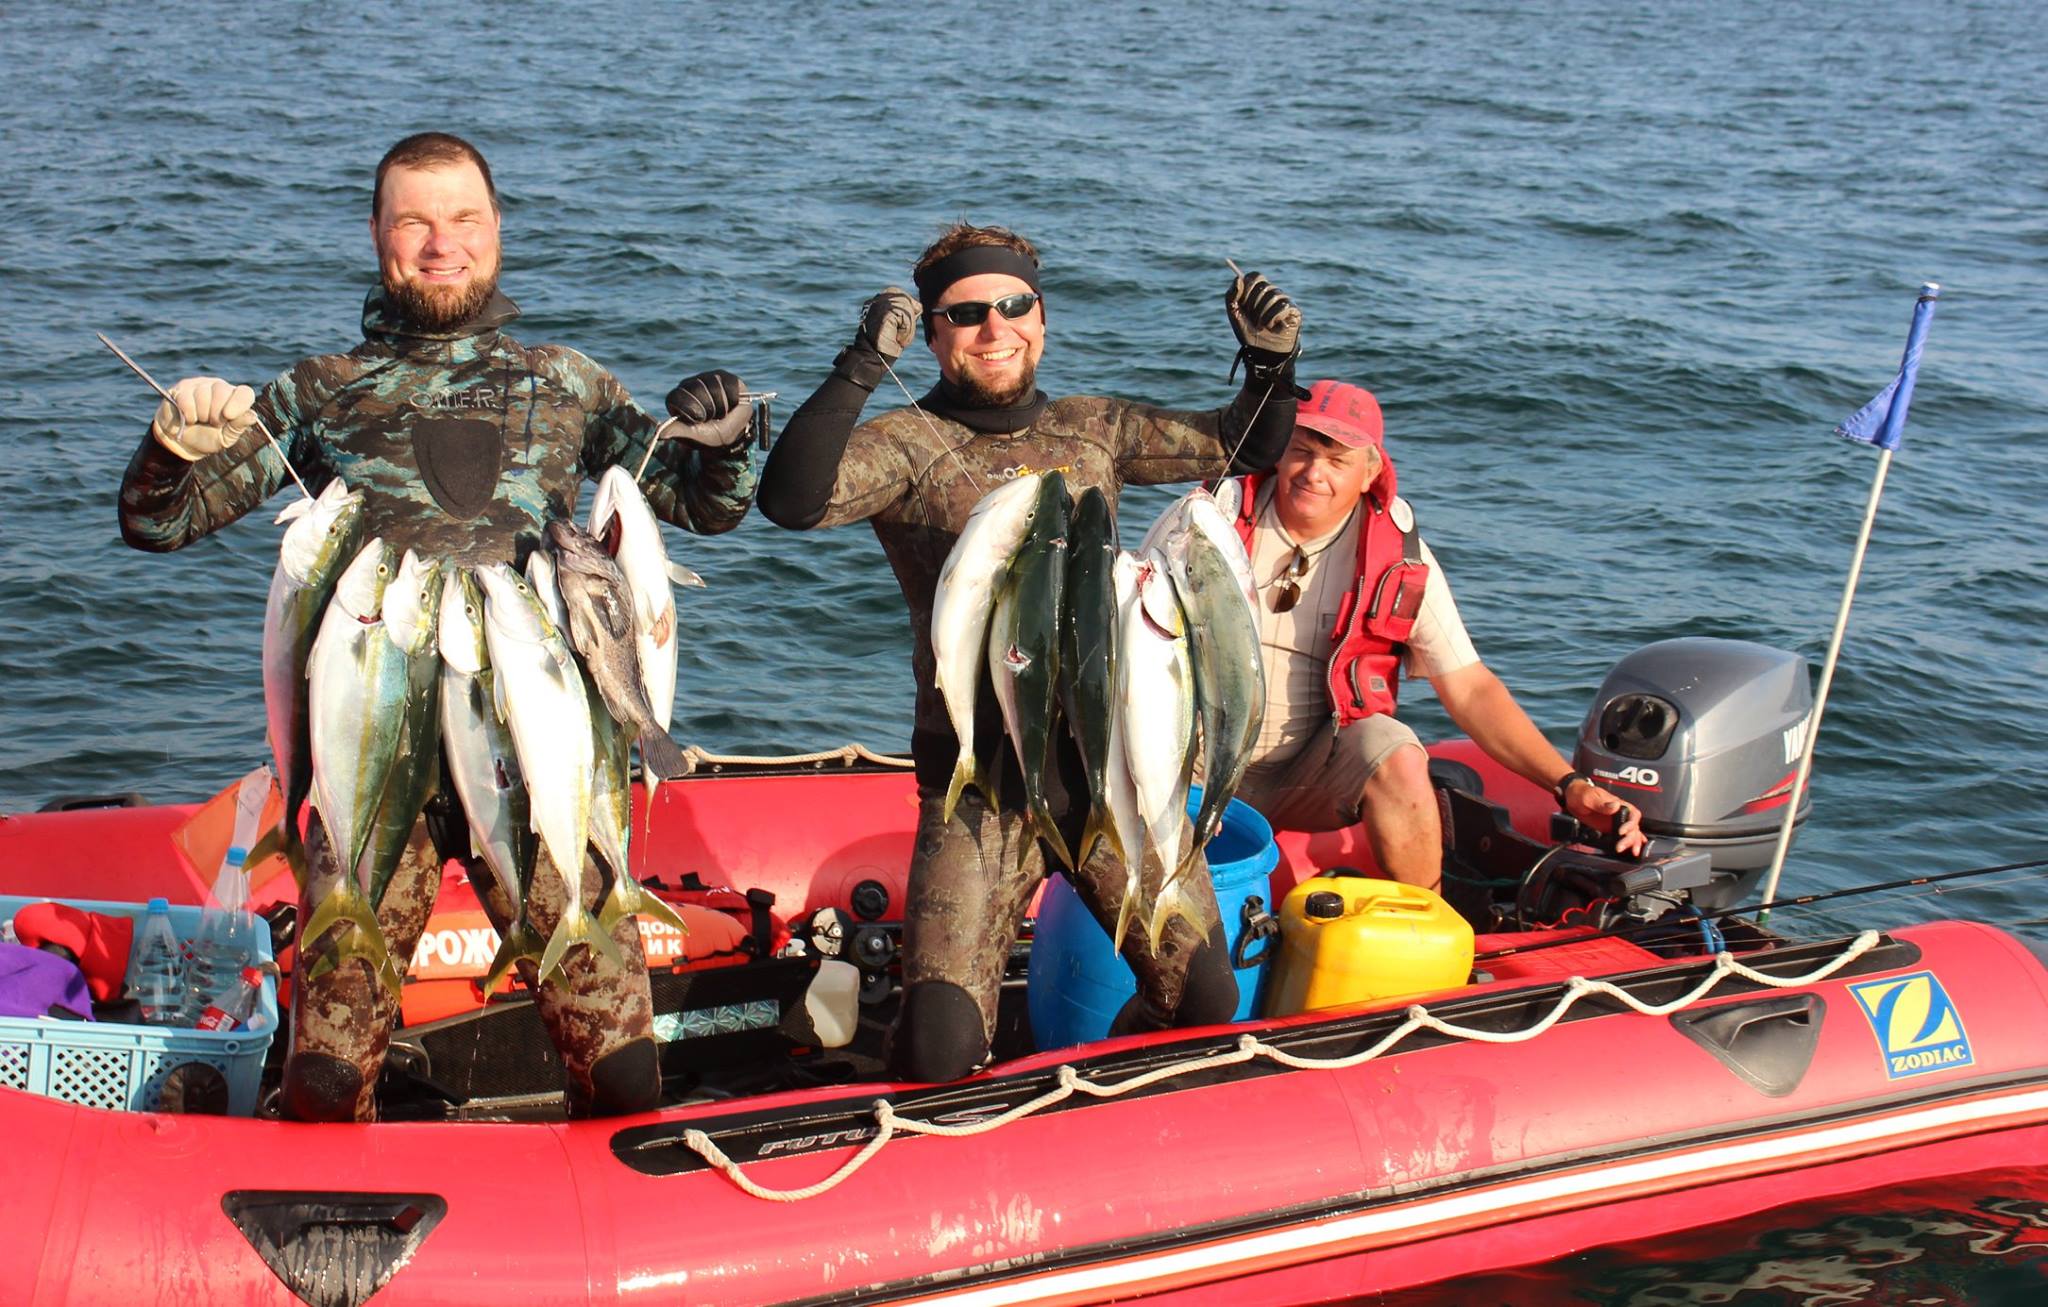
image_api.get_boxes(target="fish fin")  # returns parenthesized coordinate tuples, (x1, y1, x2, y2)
(536, 907, 627, 986)
(481, 918, 547, 995)
(246, 822, 288, 870)
(1144, 883, 1191, 955)
(302, 880, 394, 985)
(1076, 804, 1125, 870)
(666, 562, 706, 589)
(1147, 852, 1220, 955)
(282, 836, 313, 893)
(376, 954, 407, 1002)
(942, 754, 977, 825)
(1034, 801, 1076, 873)
(248, 822, 312, 892)
(599, 874, 689, 936)
(1111, 872, 1141, 954)
(637, 728, 691, 782)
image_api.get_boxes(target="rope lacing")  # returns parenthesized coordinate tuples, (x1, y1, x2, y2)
(675, 930, 1884, 1201)
(673, 742, 914, 774)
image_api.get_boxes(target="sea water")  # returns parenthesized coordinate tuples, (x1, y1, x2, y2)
(2, 1, 2043, 1296)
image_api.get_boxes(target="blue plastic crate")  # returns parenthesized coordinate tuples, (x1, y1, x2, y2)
(0, 894, 278, 1116)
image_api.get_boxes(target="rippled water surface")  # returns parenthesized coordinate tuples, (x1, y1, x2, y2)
(3, 0, 2045, 1292)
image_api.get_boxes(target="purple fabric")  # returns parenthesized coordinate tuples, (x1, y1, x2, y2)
(0, 943, 94, 1021)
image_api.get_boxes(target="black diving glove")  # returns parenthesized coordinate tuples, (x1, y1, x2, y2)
(662, 369, 752, 449)
(832, 287, 919, 391)
(1225, 271, 1302, 384)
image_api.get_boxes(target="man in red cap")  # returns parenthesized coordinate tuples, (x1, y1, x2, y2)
(1227, 379, 1643, 889)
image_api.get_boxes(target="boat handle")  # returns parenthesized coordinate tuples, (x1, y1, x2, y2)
(1234, 896, 1278, 970)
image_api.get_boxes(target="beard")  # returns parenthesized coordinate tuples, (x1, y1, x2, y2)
(951, 358, 1039, 409)
(383, 266, 500, 332)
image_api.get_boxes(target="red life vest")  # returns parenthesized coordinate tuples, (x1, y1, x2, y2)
(1232, 471, 1429, 726)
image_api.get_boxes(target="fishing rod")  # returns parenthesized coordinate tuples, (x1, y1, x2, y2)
(1472, 855, 2048, 963)
(94, 331, 313, 499)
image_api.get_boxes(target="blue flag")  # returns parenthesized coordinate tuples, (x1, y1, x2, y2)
(1835, 284, 1940, 452)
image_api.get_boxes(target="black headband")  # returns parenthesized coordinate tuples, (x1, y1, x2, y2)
(913, 246, 1042, 311)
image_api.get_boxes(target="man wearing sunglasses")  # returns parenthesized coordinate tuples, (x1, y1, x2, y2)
(1228, 379, 1645, 891)
(760, 223, 1302, 1083)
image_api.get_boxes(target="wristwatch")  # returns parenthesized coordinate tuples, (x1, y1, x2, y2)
(1552, 770, 1592, 808)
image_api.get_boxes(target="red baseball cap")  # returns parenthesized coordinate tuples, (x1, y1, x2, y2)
(1294, 379, 1384, 450)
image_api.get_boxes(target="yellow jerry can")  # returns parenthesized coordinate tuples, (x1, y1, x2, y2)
(1263, 870, 1475, 1017)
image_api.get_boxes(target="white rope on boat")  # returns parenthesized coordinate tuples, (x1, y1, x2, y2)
(675, 930, 1882, 1200)
(675, 742, 915, 773)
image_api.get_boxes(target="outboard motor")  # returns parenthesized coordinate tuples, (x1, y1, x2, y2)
(1573, 637, 1812, 911)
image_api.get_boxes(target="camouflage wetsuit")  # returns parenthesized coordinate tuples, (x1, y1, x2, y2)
(118, 288, 757, 1120)
(761, 371, 1295, 1081)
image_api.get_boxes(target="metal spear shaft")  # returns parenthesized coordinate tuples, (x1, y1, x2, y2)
(95, 331, 312, 499)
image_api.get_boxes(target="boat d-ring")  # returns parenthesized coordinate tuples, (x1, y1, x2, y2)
(1233, 895, 1278, 970)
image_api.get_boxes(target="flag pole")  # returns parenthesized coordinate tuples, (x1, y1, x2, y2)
(1757, 283, 1940, 921)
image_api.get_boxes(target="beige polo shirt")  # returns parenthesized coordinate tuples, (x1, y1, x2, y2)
(1247, 482, 1478, 765)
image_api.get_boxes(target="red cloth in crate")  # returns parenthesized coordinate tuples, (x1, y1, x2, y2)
(11, 902, 134, 1001)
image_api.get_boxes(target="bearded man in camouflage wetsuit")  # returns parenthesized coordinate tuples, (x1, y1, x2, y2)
(759, 224, 1302, 1081)
(117, 132, 758, 1121)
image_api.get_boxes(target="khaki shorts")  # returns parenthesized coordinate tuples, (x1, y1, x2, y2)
(1234, 714, 1423, 833)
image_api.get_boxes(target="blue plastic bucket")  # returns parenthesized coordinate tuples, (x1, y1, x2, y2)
(1026, 787, 1280, 1051)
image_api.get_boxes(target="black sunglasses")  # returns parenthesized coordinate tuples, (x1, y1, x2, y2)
(1271, 547, 1311, 613)
(929, 292, 1040, 327)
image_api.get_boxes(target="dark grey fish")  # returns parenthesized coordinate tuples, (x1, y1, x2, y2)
(544, 519, 690, 782)
(988, 471, 1074, 871)
(1060, 486, 1123, 869)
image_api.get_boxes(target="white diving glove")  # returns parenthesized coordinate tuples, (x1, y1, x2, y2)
(150, 376, 257, 461)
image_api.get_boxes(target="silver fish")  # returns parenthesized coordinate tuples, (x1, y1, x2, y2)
(588, 464, 699, 734)
(1158, 492, 1265, 881)
(1101, 553, 1152, 950)
(931, 472, 1043, 822)
(476, 562, 620, 983)
(439, 568, 545, 993)
(1117, 548, 1211, 952)
(259, 478, 363, 883)
(303, 537, 408, 994)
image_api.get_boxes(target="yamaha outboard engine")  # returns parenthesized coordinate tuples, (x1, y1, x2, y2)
(1573, 637, 1812, 911)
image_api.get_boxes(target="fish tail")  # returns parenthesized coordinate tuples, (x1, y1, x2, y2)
(249, 821, 313, 892)
(637, 727, 691, 781)
(1145, 881, 1199, 955)
(537, 903, 626, 985)
(302, 880, 395, 987)
(601, 875, 690, 937)
(1111, 871, 1141, 954)
(1146, 831, 1216, 953)
(1076, 804, 1123, 869)
(1033, 799, 1076, 872)
(942, 754, 977, 825)
(481, 917, 547, 995)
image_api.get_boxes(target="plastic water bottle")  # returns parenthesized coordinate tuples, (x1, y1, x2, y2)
(179, 766, 268, 1023)
(126, 897, 186, 1025)
(193, 966, 264, 1032)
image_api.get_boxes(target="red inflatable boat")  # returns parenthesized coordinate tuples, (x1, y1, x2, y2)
(4, 748, 2048, 1307)
(4, 639, 2045, 1305)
